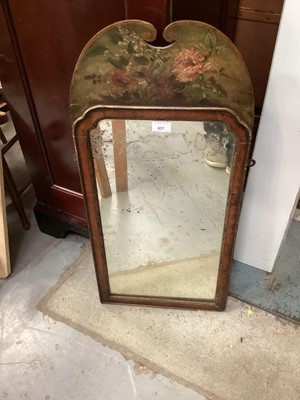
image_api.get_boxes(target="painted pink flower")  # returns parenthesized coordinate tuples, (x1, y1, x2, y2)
(110, 69, 138, 90)
(173, 48, 212, 82)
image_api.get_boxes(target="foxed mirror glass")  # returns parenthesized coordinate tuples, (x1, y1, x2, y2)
(90, 118, 234, 300)
(70, 20, 254, 310)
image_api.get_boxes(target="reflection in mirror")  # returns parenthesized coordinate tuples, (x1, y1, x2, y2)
(90, 120, 235, 300)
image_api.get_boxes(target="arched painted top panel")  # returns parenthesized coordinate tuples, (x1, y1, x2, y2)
(70, 20, 254, 127)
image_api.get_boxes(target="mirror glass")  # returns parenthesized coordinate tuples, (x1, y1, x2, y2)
(90, 119, 235, 300)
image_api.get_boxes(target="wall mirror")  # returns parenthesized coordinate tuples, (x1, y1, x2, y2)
(70, 20, 254, 310)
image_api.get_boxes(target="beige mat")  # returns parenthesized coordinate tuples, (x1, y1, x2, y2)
(38, 243, 300, 400)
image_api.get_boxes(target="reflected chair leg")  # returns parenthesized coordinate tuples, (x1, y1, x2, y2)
(112, 119, 128, 192)
(0, 127, 7, 144)
(2, 156, 31, 230)
(94, 156, 112, 198)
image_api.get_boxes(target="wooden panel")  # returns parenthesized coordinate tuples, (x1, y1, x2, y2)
(227, 19, 282, 109)
(172, 0, 284, 111)
(125, 0, 171, 44)
(0, 3, 53, 204)
(7, 0, 125, 192)
(228, 0, 284, 13)
(0, 0, 125, 235)
(224, 0, 284, 110)
(94, 158, 112, 199)
(112, 120, 128, 193)
(172, 0, 226, 28)
(227, 7, 281, 24)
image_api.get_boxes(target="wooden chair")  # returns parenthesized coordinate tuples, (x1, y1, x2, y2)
(0, 96, 32, 278)
(0, 101, 31, 231)
(0, 140, 10, 278)
(90, 119, 128, 199)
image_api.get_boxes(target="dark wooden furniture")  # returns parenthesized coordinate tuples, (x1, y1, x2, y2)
(0, 87, 31, 229)
(0, 0, 283, 238)
(0, 127, 31, 230)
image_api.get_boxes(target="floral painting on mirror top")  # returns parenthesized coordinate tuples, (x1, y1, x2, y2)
(70, 21, 253, 126)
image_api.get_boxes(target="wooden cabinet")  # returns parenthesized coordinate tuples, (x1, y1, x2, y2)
(0, 0, 125, 236)
(0, 0, 283, 237)
(173, 0, 284, 111)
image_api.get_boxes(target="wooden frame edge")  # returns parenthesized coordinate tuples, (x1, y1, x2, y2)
(74, 106, 251, 310)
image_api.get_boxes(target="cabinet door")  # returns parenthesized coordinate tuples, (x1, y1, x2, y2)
(172, 0, 284, 111)
(1, 0, 125, 235)
(224, 0, 284, 110)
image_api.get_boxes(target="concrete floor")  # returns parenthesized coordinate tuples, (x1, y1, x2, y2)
(0, 189, 206, 400)
(2, 189, 300, 400)
(0, 114, 209, 399)
(1, 115, 299, 399)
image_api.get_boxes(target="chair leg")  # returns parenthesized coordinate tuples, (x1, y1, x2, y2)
(94, 156, 112, 198)
(0, 148, 11, 278)
(112, 119, 128, 192)
(2, 156, 30, 230)
(0, 126, 7, 144)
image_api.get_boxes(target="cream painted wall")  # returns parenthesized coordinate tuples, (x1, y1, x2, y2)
(234, 0, 300, 272)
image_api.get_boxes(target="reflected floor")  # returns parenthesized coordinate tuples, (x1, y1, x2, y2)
(110, 253, 219, 299)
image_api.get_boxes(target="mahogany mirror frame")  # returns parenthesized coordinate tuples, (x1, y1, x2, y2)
(73, 105, 251, 311)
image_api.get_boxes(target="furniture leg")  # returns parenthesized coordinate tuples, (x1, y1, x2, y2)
(112, 119, 128, 192)
(2, 156, 30, 230)
(94, 156, 112, 198)
(0, 144, 11, 278)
